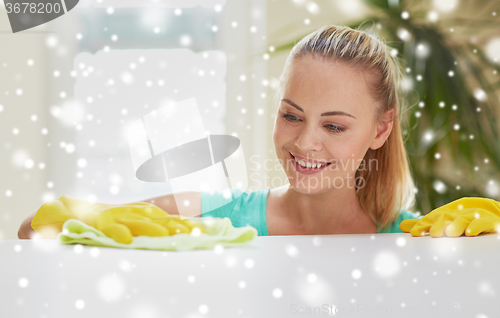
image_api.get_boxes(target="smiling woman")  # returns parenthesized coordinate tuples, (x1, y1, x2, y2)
(202, 24, 422, 235)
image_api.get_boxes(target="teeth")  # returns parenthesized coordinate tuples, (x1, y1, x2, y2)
(292, 154, 329, 169)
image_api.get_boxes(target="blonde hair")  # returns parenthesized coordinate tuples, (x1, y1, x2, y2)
(274, 24, 416, 232)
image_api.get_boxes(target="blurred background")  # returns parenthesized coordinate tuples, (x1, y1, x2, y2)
(1, 0, 499, 239)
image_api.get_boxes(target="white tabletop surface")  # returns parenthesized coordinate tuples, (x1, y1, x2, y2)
(1, 233, 499, 318)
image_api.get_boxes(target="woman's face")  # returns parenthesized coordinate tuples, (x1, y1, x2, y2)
(272, 56, 393, 194)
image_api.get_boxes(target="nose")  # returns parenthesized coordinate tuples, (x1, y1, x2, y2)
(294, 123, 323, 154)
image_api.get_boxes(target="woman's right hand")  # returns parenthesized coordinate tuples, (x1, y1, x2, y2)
(18, 191, 202, 240)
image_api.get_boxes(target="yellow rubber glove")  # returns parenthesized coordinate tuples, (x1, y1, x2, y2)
(31, 195, 205, 243)
(400, 197, 500, 237)
(30, 195, 79, 239)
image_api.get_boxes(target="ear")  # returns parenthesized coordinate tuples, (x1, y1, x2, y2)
(369, 108, 394, 150)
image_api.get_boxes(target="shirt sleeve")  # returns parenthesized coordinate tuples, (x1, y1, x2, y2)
(199, 188, 270, 236)
(200, 189, 244, 219)
(378, 209, 423, 233)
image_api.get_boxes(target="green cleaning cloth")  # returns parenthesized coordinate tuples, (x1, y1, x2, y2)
(57, 217, 258, 251)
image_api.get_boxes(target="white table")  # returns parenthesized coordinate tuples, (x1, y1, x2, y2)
(1, 233, 499, 317)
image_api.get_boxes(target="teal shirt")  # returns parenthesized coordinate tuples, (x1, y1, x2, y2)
(200, 187, 422, 236)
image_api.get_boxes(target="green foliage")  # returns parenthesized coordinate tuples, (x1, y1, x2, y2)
(269, 0, 500, 214)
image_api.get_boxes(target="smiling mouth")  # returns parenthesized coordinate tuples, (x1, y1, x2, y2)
(289, 152, 332, 169)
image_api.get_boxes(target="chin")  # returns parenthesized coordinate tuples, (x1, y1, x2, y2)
(287, 176, 330, 194)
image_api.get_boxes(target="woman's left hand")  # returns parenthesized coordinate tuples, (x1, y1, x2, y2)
(400, 197, 500, 237)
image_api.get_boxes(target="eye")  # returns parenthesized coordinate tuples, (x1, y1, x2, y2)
(282, 114, 300, 122)
(325, 124, 346, 134)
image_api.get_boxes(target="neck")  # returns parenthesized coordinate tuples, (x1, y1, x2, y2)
(282, 184, 367, 234)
